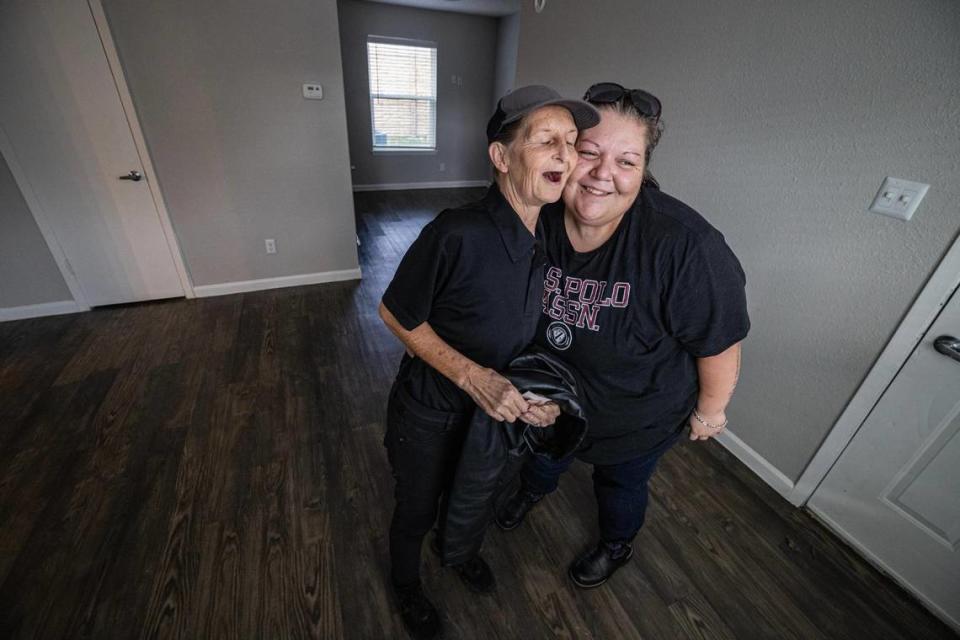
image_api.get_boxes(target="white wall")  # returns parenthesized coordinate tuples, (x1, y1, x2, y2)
(516, 0, 960, 480)
(102, 0, 359, 288)
(337, 0, 498, 187)
(0, 151, 71, 309)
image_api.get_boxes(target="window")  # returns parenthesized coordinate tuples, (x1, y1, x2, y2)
(367, 37, 437, 151)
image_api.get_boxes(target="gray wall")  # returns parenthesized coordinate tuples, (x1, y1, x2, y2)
(516, 0, 960, 480)
(492, 12, 520, 107)
(102, 0, 359, 287)
(0, 152, 71, 308)
(338, 0, 498, 186)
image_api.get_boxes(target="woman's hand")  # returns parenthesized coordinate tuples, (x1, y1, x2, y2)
(463, 366, 529, 423)
(691, 344, 739, 442)
(521, 401, 561, 428)
(379, 305, 530, 422)
(688, 409, 727, 441)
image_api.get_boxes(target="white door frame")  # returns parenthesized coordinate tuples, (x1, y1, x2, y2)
(87, 0, 194, 299)
(790, 229, 960, 505)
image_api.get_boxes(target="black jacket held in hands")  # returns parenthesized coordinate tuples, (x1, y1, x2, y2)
(441, 347, 588, 566)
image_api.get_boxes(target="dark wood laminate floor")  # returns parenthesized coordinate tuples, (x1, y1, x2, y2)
(1, 187, 956, 639)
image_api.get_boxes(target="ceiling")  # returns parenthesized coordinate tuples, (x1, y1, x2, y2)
(359, 0, 521, 17)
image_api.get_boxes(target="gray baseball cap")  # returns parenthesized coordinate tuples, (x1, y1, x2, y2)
(486, 85, 600, 143)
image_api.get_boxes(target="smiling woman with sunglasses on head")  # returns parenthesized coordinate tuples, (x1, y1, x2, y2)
(496, 82, 751, 588)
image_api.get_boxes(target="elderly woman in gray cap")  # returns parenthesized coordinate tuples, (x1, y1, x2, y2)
(378, 86, 599, 639)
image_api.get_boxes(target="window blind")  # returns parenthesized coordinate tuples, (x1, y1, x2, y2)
(367, 39, 437, 150)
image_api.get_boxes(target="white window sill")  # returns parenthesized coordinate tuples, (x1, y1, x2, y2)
(372, 147, 437, 155)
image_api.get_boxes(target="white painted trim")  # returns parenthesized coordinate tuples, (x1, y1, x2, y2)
(87, 0, 195, 299)
(809, 505, 960, 634)
(352, 180, 489, 192)
(0, 300, 84, 323)
(791, 231, 960, 505)
(0, 126, 91, 312)
(193, 268, 362, 298)
(371, 148, 438, 155)
(714, 429, 800, 505)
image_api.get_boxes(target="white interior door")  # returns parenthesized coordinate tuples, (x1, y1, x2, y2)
(0, 0, 184, 307)
(810, 287, 960, 630)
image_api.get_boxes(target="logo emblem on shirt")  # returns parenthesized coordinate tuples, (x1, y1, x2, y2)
(542, 266, 631, 332)
(546, 321, 573, 351)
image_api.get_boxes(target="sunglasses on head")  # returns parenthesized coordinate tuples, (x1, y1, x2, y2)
(584, 82, 662, 121)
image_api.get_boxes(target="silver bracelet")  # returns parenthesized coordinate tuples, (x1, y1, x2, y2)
(692, 407, 728, 430)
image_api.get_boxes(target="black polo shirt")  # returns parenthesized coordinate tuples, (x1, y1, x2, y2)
(382, 185, 546, 413)
(534, 185, 750, 464)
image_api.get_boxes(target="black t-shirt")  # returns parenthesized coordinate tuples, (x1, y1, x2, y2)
(382, 185, 546, 413)
(534, 186, 750, 464)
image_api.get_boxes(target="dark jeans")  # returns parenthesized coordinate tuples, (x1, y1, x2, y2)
(519, 430, 681, 544)
(383, 383, 471, 588)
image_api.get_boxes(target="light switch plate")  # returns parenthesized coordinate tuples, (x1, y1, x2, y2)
(302, 83, 323, 100)
(869, 177, 929, 221)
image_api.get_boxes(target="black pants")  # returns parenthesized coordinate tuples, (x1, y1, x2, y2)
(519, 429, 681, 543)
(384, 383, 470, 588)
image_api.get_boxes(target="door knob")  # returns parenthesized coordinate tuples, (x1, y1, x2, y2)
(119, 170, 142, 181)
(934, 335, 960, 363)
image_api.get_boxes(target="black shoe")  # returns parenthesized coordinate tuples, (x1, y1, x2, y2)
(451, 554, 496, 593)
(429, 533, 496, 594)
(568, 541, 634, 589)
(394, 583, 441, 640)
(495, 488, 544, 531)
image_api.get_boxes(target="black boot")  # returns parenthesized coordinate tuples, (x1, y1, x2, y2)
(495, 488, 544, 531)
(568, 541, 634, 589)
(451, 554, 496, 593)
(430, 533, 496, 593)
(393, 583, 441, 640)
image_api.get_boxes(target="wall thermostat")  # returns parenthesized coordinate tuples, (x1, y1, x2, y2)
(302, 83, 323, 100)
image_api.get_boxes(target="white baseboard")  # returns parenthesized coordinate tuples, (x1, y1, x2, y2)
(352, 180, 489, 192)
(0, 299, 85, 322)
(193, 268, 362, 298)
(714, 429, 801, 505)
